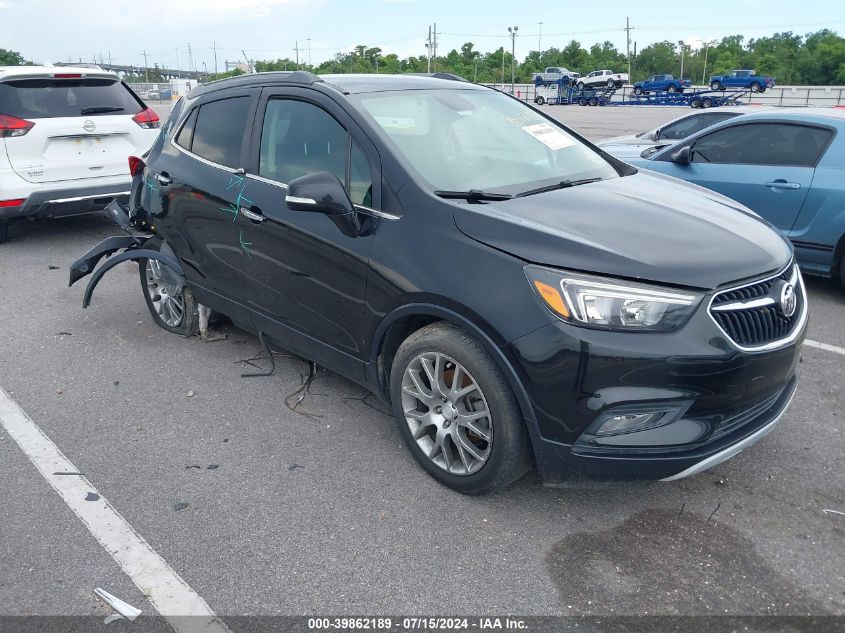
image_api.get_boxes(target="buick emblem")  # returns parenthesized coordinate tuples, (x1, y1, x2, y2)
(780, 283, 797, 318)
(83, 120, 96, 132)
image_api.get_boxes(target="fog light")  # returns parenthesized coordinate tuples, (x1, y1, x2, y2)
(596, 412, 666, 436)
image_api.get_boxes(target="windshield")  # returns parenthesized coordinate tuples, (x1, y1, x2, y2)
(355, 89, 619, 193)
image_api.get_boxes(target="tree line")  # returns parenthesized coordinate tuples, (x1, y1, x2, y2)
(224, 29, 845, 86)
(4, 28, 844, 86)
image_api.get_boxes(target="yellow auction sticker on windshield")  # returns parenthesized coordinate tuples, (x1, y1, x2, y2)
(521, 123, 576, 150)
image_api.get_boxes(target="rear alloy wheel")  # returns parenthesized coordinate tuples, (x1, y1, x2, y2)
(606, 78, 615, 88)
(710, 81, 723, 91)
(578, 97, 587, 106)
(633, 87, 644, 96)
(750, 82, 761, 93)
(701, 97, 713, 108)
(138, 240, 198, 336)
(690, 98, 701, 108)
(667, 84, 678, 93)
(390, 323, 530, 494)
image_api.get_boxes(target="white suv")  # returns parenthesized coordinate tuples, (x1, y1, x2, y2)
(0, 66, 160, 243)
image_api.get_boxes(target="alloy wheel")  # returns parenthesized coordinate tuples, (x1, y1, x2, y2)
(145, 259, 185, 327)
(401, 351, 492, 476)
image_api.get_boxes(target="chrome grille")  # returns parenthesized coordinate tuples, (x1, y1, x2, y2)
(709, 263, 804, 349)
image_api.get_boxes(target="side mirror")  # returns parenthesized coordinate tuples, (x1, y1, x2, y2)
(669, 145, 692, 164)
(651, 129, 661, 141)
(286, 171, 361, 237)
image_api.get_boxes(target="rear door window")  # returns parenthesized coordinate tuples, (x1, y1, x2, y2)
(174, 107, 198, 150)
(0, 78, 142, 118)
(691, 123, 833, 167)
(189, 97, 251, 169)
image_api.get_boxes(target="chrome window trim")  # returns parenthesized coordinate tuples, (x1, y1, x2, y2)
(707, 261, 807, 353)
(170, 136, 240, 174)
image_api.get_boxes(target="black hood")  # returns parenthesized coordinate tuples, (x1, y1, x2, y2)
(452, 170, 792, 290)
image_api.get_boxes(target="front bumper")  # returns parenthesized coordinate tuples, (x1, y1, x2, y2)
(507, 286, 806, 483)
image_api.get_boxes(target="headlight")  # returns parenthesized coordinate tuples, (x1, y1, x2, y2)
(526, 266, 702, 332)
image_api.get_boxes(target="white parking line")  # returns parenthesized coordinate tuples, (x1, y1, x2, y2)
(0, 386, 231, 633)
(805, 339, 845, 357)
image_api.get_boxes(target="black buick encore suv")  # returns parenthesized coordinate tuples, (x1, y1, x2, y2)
(71, 72, 806, 494)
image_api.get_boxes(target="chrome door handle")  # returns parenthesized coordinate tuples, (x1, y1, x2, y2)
(240, 207, 264, 223)
(154, 172, 172, 185)
(764, 181, 800, 190)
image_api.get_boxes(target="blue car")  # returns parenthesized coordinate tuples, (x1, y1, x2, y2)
(621, 108, 845, 286)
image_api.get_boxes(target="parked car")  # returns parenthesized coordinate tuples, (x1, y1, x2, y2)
(623, 108, 844, 285)
(633, 74, 692, 95)
(709, 70, 774, 93)
(597, 109, 745, 159)
(577, 70, 629, 89)
(532, 67, 580, 84)
(0, 65, 160, 243)
(71, 72, 805, 494)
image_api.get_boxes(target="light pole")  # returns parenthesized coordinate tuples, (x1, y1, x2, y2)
(508, 26, 518, 94)
(678, 40, 686, 79)
(537, 21, 543, 53)
(702, 40, 715, 85)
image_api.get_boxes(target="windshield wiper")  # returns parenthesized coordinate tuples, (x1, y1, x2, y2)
(434, 189, 512, 201)
(80, 106, 125, 115)
(515, 177, 603, 198)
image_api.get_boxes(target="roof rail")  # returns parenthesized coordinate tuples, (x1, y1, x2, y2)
(287, 70, 324, 85)
(408, 72, 469, 82)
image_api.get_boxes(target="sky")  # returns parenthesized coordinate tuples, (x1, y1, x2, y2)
(1, 0, 843, 73)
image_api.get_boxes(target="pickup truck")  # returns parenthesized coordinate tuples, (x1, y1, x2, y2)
(531, 67, 579, 84)
(709, 70, 774, 93)
(632, 74, 691, 95)
(576, 70, 629, 90)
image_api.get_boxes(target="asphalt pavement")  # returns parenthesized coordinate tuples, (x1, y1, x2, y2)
(1, 105, 843, 628)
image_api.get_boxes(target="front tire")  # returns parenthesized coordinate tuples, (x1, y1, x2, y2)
(633, 86, 643, 96)
(667, 84, 678, 93)
(576, 81, 585, 90)
(710, 81, 722, 91)
(389, 322, 531, 495)
(535, 96, 545, 105)
(750, 82, 761, 93)
(138, 238, 199, 336)
(606, 79, 615, 88)
(702, 97, 713, 108)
